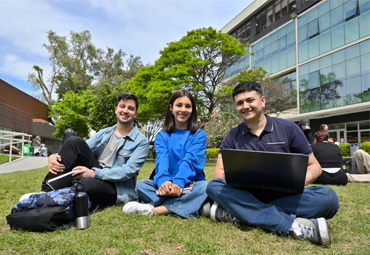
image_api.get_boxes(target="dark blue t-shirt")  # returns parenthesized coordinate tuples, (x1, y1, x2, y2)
(220, 114, 312, 156)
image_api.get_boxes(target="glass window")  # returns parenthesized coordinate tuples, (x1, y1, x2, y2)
(265, 44, 271, 60)
(345, 16, 360, 44)
(346, 76, 363, 104)
(287, 46, 296, 67)
(279, 52, 287, 71)
(331, 6, 344, 27)
(309, 59, 320, 72)
(319, 29, 332, 54)
(359, 11, 370, 38)
(346, 43, 360, 60)
(362, 73, 370, 101)
(287, 21, 295, 34)
(298, 13, 308, 28)
(344, 0, 359, 20)
(320, 55, 332, 68)
(332, 62, 346, 80)
(288, 0, 296, 13)
(359, 0, 370, 13)
(319, 12, 331, 32)
(347, 122, 358, 131)
(360, 39, 370, 54)
(346, 57, 361, 78)
(308, 70, 320, 89)
(271, 54, 279, 73)
(347, 131, 359, 143)
(281, 0, 288, 17)
(299, 40, 308, 63)
(332, 49, 346, 64)
(298, 26, 308, 43)
(331, 23, 345, 49)
(279, 36, 287, 52)
(360, 131, 370, 142)
(257, 49, 264, 63)
(308, 6, 319, 22)
(287, 32, 295, 48)
(299, 74, 309, 91)
(359, 120, 370, 130)
(267, 5, 273, 27)
(275, 0, 282, 22)
(270, 31, 279, 43)
(320, 66, 333, 85)
(263, 58, 271, 73)
(329, 123, 345, 129)
(319, 1, 330, 16)
(279, 26, 287, 39)
(271, 40, 279, 56)
(308, 36, 320, 59)
(333, 79, 347, 107)
(308, 19, 320, 38)
(361, 53, 370, 74)
(331, 0, 343, 10)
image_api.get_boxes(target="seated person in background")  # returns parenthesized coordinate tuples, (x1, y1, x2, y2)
(298, 118, 313, 145)
(311, 130, 348, 185)
(20, 93, 149, 208)
(3, 145, 20, 155)
(35, 143, 48, 157)
(347, 149, 370, 183)
(206, 81, 339, 246)
(319, 124, 334, 143)
(123, 90, 208, 219)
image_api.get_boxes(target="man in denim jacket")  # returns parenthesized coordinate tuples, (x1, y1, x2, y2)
(21, 93, 149, 208)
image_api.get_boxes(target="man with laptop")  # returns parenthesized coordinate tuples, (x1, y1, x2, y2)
(20, 93, 149, 208)
(206, 81, 339, 246)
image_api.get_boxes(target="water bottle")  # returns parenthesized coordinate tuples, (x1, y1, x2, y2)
(74, 182, 89, 229)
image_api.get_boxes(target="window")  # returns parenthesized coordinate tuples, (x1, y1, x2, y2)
(344, 0, 359, 20)
(288, 0, 296, 13)
(275, 0, 282, 22)
(308, 19, 320, 38)
(307, 70, 320, 89)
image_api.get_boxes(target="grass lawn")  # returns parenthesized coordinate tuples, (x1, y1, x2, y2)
(1, 161, 369, 254)
(0, 154, 19, 165)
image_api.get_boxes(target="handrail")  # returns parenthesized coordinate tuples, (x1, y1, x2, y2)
(0, 130, 33, 163)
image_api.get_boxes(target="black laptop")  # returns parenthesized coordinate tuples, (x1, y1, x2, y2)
(221, 149, 309, 193)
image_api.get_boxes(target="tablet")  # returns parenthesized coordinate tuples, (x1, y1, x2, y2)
(46, 170, 80, 190)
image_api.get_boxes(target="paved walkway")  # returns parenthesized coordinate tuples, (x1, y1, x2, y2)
(0, 156, 48, 174)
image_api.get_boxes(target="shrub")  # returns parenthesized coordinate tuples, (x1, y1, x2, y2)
(339, 143, 350, 157)
(359, 141, 370, 154)
(206, 148, 219, 159)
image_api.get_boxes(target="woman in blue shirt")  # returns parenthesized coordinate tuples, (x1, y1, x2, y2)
(123, 90, 208, 219)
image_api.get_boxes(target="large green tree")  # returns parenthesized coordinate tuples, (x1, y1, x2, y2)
(131, 27, 248, 122)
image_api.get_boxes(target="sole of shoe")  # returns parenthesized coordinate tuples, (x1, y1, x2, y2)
(210, 203, 219, 222)
(317, 217, 331, 246)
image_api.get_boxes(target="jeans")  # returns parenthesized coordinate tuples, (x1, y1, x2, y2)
(137, 179, 208, 219)
(206, 178, 339, 236)
(41, 137, 117, 208)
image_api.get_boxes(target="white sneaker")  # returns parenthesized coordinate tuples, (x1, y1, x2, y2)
(289, 217, 331, 246)
(122, 201, 154, 216)
(19, 191, 46, 202)
(199, 201, 212, 217)
(210, 203, 239, 225)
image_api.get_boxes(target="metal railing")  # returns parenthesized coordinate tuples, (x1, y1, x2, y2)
(0, 130, 33, 163)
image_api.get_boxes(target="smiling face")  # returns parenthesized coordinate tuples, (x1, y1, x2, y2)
(234, 90, 266, 124)
(170, 96, 193, 129)
(115, 99, 138, 126)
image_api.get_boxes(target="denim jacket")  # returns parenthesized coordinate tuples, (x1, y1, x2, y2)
(86, 124, 149, 205)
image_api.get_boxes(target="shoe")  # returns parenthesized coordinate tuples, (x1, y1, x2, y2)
(199, 201, 212, 217)
(210, 203, 239, 224)
(290, 217, 331, 246)
(19, 191, 46, 202)
(122, 201, 154, 216)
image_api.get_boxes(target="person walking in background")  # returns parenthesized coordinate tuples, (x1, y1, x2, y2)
(311, 130, 348, 185)
(123, 89, 208, 219)
(298, 118, 313, 145)
(62, 125, 76, 144)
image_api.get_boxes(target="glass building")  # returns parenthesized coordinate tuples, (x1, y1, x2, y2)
(223, 0, 370, 143)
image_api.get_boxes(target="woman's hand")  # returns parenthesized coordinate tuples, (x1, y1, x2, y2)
(170, 184, 183, 197)
(157, 181, 172, 196)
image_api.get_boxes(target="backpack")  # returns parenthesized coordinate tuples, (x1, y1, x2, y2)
(6, 186, 93, 232)
(345, 157, 360, 174)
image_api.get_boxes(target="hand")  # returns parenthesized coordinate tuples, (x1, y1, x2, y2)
(157, 181, 172, 196)
(48, 154, 66, 175)
(170, 184, 182, 197)
(72, 166, 95, 179)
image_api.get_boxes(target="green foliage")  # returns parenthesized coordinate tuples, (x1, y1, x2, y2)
(339, 143, 351, 157)
(359, 141, 370, 154)
(206, 148, 219, 158)
(89, 80, 131, 131)
(131, 27, 248, 122)
(49, 90, 95, 138)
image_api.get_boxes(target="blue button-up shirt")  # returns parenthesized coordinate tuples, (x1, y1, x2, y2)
(87, 124, 149, 204)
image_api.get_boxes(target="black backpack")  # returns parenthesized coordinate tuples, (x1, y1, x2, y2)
(6, 186, 92, 232)
(345, 157, 360, 174)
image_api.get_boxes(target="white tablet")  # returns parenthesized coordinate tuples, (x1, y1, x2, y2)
(46, 170, 80, 190)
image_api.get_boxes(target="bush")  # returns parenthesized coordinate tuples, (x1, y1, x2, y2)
(339, 143, 350, 157)
(206, 148, 219, 159)
(359, 141, 370, 154)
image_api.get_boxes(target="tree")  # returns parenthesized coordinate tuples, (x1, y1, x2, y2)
(49, 90, 95, 139)
(131, 27, 248, 122)
(139, 119, 164, 143)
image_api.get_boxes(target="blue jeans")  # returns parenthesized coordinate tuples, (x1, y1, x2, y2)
(137, 179, 208, 219)
(206, 178, 339, 236)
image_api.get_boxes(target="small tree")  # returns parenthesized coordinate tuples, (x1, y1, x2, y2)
(140, 119, 164, 143)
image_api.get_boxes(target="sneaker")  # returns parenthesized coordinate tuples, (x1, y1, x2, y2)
(19, 191, 46, 202)
(290, 217, 331, 246)
(210, 203, 239, 225)
(199, 201, 212, 217)
(122, 201, 154, 216)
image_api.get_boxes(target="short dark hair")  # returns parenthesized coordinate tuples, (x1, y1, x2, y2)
(314, 130, 329, 142)
(117, 93, 139, 111)
(67, 124, 71, 128)
(232, 81, 263, 99)
(162, 90, 198, 133)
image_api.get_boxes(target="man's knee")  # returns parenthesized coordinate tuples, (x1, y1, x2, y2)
(64, 136, 85, 147)
(310, 186, 339, 219)
(206, 178, 225, 197)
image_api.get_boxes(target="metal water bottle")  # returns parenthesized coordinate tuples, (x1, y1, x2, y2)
(74, 182, 89, 229)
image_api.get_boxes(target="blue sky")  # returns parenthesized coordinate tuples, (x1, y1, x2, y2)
(0, 0, 252, 100)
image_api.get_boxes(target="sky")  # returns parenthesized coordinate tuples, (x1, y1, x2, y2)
(0, 0, 253, 100)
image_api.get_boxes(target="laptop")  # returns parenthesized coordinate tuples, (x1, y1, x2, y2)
(221, 149, 309, 193)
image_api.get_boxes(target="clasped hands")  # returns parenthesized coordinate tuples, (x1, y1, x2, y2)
(48, 154, 95, 179)
(157, 181, 182, 197)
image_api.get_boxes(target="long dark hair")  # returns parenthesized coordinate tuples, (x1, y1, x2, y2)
(162, 90, 198, 133)
(314, 130, 329, 142)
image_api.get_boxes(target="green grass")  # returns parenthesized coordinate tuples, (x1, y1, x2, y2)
(0, 154, 19, 165)
(1, 161, 369, 254)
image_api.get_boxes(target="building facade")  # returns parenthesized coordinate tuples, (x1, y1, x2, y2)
(223, 0, 370, 143)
